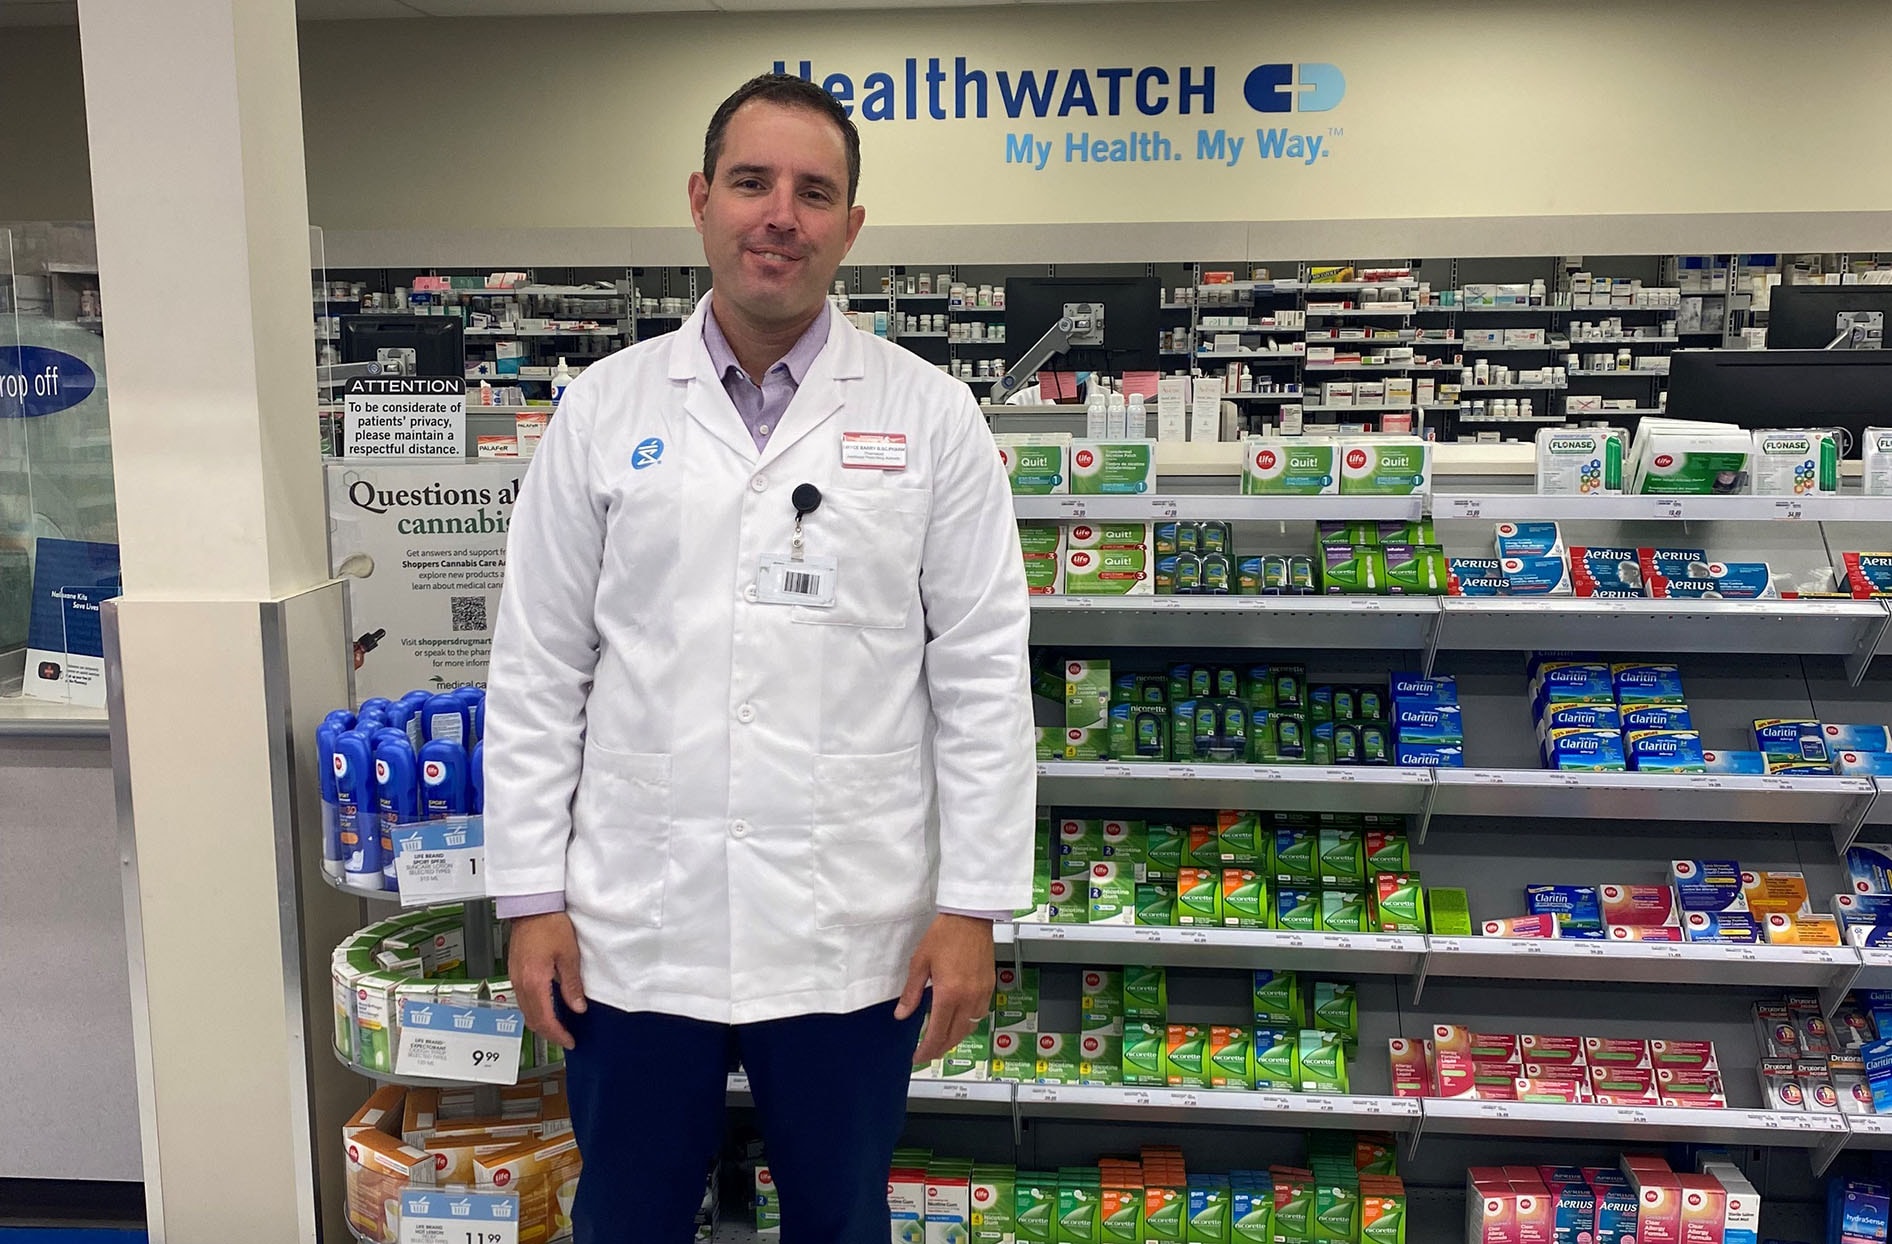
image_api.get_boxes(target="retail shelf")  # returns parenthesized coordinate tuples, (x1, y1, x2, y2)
(892, 293, 950, 301)
(1421, 935, 1857, 991)
(1851, 948, 1892, 994)
(1305, 308, 1415, 318)
(894, 332, 948, 339)
(464, 404, 558, 416)
(634, 312, 687, 320)
(1012, 495, 1425, 522)
(1454, 415, 1568, 424)
(1452, 305, 1554, 313)
(1565, 406, 1666, 415)
(1303, 363, 1465, 373)
(1221, 392, 1305, 403)
(1195, 281, 1301, 294)
(1435, 597, 1891, 663)
(726, 1072, 1011, 1114)
(1303, 403, 1422, 413)
(1027, 594, 1437, 651)
(1307, 280, 1420, 292)
(1845, 1115, 1892, 1150)
(1416, 1099, 1844, 1148)
(1160, 348, 1191, 355)
(331, 1043, 564, 1088)
(949, 305, 1007, 314)
(321, 870, 403, 903)
(1458, 383, 1565, 393)
(1034, 761, 1433, 815)
(1567, 336, 1680, 344)
(1561, 303, 1672, 313)
(1013, 923, 1426, 974)
(1431, 493, 1892, 522)
(1013, 1083, 1420, 1130)
(1457, 343, 1558, 352)
(1569, 369, 1666, 378)
(1159, 302, 1195, 310)
(1197, 348, 1304, 359)
(1426, 769, 1876, 835)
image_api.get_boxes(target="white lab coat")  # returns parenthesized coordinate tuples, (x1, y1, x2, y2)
(483, 298, 1037, 1025)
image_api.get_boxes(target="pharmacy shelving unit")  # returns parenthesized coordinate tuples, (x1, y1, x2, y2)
(1001, 442, 1892, 1198)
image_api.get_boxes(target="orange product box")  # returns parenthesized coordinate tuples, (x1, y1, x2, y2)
(1741, 870, 1811, 917)
(345, 1128, 432, 1244)
(475, 1133, 582, 1244)
(345, 1085, 408, 1139)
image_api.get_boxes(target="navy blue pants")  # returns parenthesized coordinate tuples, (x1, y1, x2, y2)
(561, 994, 926, 1244)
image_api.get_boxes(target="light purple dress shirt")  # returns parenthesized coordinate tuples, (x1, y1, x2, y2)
(495, 302, 1004, 924)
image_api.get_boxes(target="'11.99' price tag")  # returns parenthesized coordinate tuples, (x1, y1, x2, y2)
(395, 1000, 526, 1085)
(399, 1189, 521, 1244)
(394, 816, 486, 906)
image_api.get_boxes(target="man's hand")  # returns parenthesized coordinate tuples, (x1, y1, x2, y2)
(508, 911, 587, 1052)
(896, 913, 995, 1067)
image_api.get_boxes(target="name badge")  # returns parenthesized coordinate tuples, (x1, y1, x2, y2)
(756, 554, 838, 606)
(841, 431, 908, 470)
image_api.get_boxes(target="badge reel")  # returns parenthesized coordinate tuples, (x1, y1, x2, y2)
(756, 483, 839, 607)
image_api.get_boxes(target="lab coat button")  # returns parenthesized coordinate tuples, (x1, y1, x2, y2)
(731, 820, 749, 839)
(736, 703, 756, 724)
(750, 474, 768, 493)
(743, 583, 759, 603)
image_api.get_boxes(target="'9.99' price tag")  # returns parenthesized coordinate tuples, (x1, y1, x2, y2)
(395, 1000, 526, 1085)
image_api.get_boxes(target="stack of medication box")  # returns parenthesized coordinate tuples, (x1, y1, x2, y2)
(1447, 527, 1776, 600)
(1480, 866, 1836, 946)
(1317, 521, 1447, 596)
(1473, 1159, 1757, 1244)
(1040, 656, 1447, 768)
(1533, 655, 1704, 772)
(1393, 1026, 1724, 1107)
(1389, 673, 1463, 767)
(1834, 846, 1892, 947)
(1757, 993, 1874, 1114)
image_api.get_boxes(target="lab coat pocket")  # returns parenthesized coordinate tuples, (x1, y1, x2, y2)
(812, 744, 934, 930)
(792, 490, 929, 629)
(565, 744, 672, 929)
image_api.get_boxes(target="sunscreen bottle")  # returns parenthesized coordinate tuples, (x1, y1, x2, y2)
(470, 741, 485, 815)
(316, 718, 348, 877)
(422, 692, 471, 748)
(452, 685, 486, 744)
(421, 738, 470, 819)
(334, 731, 381, 885)
(374, 735, 419, 890)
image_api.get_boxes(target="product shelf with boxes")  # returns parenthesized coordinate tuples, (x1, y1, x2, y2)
(1413, 1098, 1845, 1149)
(1011, 923, 1429, 975)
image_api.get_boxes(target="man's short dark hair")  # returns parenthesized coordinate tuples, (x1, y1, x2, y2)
(703, 73, 862, 205)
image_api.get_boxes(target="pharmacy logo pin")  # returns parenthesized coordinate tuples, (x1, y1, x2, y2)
(632, 437, 665, 469)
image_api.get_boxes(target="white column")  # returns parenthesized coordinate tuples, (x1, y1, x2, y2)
(77, 2, 347, 1240)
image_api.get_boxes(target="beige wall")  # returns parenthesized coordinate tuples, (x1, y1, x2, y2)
(296, 0, 1892, 233)
(0, 26, 92, 221)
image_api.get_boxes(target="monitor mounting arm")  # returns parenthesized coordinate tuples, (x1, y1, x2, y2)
(986, 302, 1106, 404)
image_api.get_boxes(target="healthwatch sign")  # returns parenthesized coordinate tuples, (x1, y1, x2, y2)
(771, 56, 1346, 171)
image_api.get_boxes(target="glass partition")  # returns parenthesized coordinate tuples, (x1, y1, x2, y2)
(0, 221, 119, 702)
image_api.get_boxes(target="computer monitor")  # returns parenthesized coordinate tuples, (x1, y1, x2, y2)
(341, 315, 465, 378)
(1766, 285, 1892, 349)
(1003, 276, 1160, 386)
(1662, 349, 1892, 452)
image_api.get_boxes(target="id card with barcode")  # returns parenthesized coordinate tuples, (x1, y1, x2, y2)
(756, 554, 838, 607)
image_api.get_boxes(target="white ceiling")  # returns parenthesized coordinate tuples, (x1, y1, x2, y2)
(0, 0, 1178, 26)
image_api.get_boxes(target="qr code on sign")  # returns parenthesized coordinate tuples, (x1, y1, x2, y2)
(450, 596, 488, 633)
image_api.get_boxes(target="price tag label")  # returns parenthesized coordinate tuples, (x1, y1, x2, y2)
(729, 1072, 750, 1093)
(1025, 1085, 1061, 1104)
(1172, 1092, 1200, 1109)
(398, 1190, 520, 1244)
(1125, 1089, 1153, 1106)
(1100, 763, 1135, 778)
(394, 1000, 526, 1085)
(1611, 1108, 1650, 1125)
(1043, 927, 1068, 940)
(1653, 499, 1685, 519)
(1479, 1103, 1513, 1119)
(1056, 499, 1087, 518)
(1181, 929, 1212, 945)
(1446, 497, 1483, 519)
(1335, 771, 1359, 782)
(1166, 765, 1200, 779)
(1473, 771, 1508, 785)
(1150, 498, 1181, 519)
(1688, 776, 1726, 790)
(1432, 938, 1467, 953)
(1774, 499, 1806, 521)
(1135, 927, 1164, 943)
(1277, 933, 1309, 949)
(938, 1082, 971, 1100)
(393, 817, 487, 906)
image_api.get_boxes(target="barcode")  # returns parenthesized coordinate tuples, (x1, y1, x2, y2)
(783, 571, 819, 596)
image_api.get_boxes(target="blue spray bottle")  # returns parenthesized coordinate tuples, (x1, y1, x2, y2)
(420, 738, 470, 819)
(469, 741, 484, 815)
(452, 685, 486, 745)
(374, 734, 420, 890)
(333, 731, 381, 885)
(315, 717, 348, 878)
(358, 696, 397, 720)
(422, 692, 472, 748)
(400, 689, 432, 747)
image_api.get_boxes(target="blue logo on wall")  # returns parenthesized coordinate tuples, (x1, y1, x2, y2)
(1243, 63, 1345, 114)
(0, 347, 97, 418)
(632, 437, 665, 469)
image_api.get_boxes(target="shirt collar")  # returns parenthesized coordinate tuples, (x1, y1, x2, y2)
(702, 296, 832, 388)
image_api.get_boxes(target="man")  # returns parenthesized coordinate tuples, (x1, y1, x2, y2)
(483, 73, 1035, 1244)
